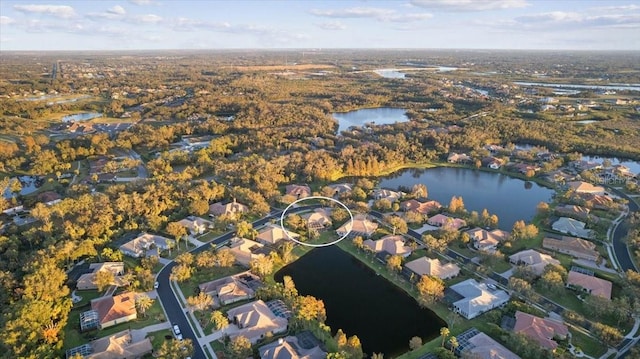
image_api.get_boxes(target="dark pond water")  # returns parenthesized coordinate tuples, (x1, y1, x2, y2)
(274, 246, 445, 357)
(333, 107, 408, 133)
(379, 167, 555, 230)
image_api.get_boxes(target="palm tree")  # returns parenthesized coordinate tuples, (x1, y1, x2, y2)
(448, 337, 458, 353)
(440, 327, 449, 347)
(135, 294, 154, 318)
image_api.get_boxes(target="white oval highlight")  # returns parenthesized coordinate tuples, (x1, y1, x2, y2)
(279, 195, 354, 247)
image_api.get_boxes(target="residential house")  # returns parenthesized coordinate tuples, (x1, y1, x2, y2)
(555, 205, 592, 221)
(404, 256, 460, 280)
(76, 262, 125, 290)
(400, 199, 442, 215)
(372, 188, 403, 202)
(509, 250, 560, 276)
(227, 300, 289, 343)
(199, 272, 261, 307)
(571, 161, 603, 172)
(446, 279, 510, 319)
(119, 233, 172, 258)
(542, 236, 599, 261)
(454, 328, 520, 359)
(552, 217, 594, 239)
(227, 237, 268, 266)
(259, 334, 326, 359)
(286, 184, 311, 199)
(209, 199, 249, 218)
(467, 228, 510, 251)
(301, 208, 332, 230)
(175, 216, 214, 235)
(257, 224, 299, 245)
(336, 214, 378, 238)
(82, 292, 137, 330)
(428, 214, 467, 231)
(567, 270, 612, 300)
(447, 152, 472, 164)
(511, 163, 541, 175)
(578, 193, 615, 210)
(512, 311, 569, 351)
(36, 191, 62, 206)
(65, 329, 152, 359)
(482, 156, 504, 169)
(327, 183, 352, 196)
(363, 234, 412, 258)
(567, 181, 605, 195)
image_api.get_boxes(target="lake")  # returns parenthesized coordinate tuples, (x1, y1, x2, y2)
(3, 176, 39, 199)
(333, 108, 409, 133)
(379, 167, 555, 230)
(61, 112, 102, 122)
(514, 81, 640, 92)
(274, 245, 445, 357)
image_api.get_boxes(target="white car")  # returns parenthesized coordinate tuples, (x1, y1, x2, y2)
(154, 281, 159, 289)
(173, 324, 181, 337)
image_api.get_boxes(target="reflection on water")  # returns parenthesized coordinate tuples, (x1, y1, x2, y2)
(275, 246, 445, 357)
(380, 167, 554, 230)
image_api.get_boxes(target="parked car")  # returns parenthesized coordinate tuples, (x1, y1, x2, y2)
(154, 281, 159, 289)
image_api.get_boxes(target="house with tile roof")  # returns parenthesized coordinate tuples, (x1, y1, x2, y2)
(404, 256, 460, 280)
(567, 181, 605, 194)
(227, 300, 288, 343)
(428, 214, 467, 230)
(509, 250, 561, 276)
(209, 199, 249, 218)
(199, 272, 261, 306)
(65, 329, 152, 359)
(454, 328, 520, 359)
(513, 311, 569, 351)
(467, 227, 510, 251)
(76, 262, 125, 290)
(285, 184, 311, 199)
(83, 292, 137, 330)
(336, 214, 378, 238)
(363, 234, 412, 258)
(400, 199, 442, 215)
(567, 270, 612, 300)
(259, 335, 326, 359)
(119, 232, 172, 258)
(552, 217, 594, 239)
(226, 237, 268, 266)
(542, 236, 599, 261)
(175, 216, 214, 235)
(257, 224, 299, 245)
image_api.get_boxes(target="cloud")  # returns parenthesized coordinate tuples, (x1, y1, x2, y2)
(310, 7, 432, 22)
(0, 16, 15, 25)
(129, 0, 153, 5)
(316, 21, 347, 30)
(410, 0, 529, 11)
(135, 14, 163, 23)
(481, 10, 640, 31)
(13, 4, 77, 19)
(589, 4, 640, 12)
(107, 5, 126, 15)
(310, 7, 394, 18)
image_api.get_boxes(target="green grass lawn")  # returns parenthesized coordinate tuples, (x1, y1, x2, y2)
(147, 328, 173, 350)
(570, 328, 607, 357)
(72, 290, 102, 308)
(177, 265, 246, 298)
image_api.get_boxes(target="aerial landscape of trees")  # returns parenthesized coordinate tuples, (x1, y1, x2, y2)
(0, 49, 639, 358)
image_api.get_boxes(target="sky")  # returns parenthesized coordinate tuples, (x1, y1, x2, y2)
(0, 0, 639, 51)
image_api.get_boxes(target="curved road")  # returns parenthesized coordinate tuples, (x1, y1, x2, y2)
(609, 188, 639, 272)
(155, 205, 319, 359)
